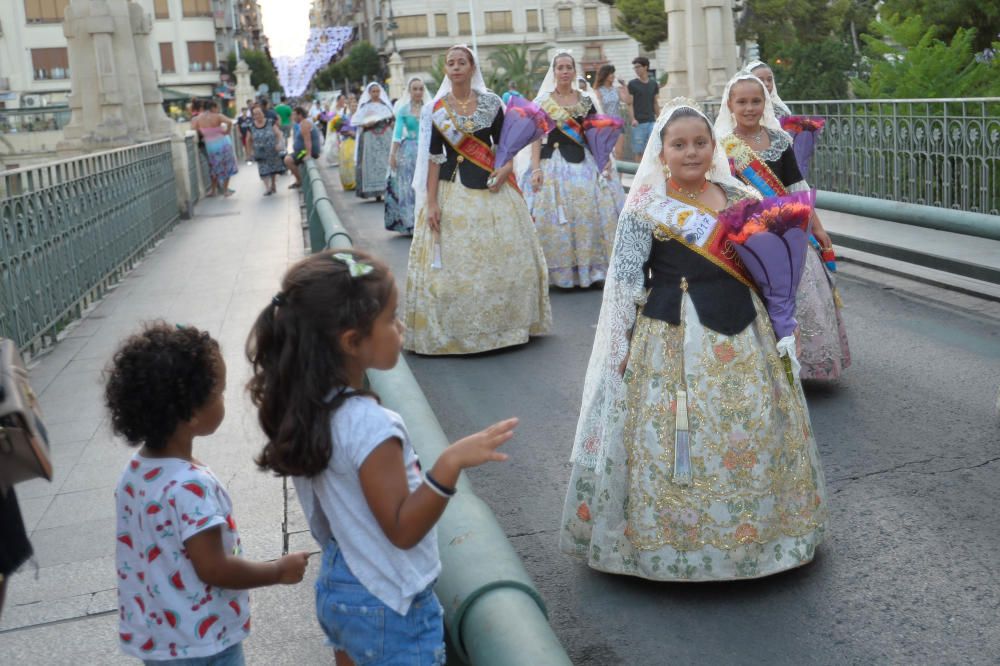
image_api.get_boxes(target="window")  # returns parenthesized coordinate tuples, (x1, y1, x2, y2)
(186, 41, 217, 72)
(458, 12, 470, 35)
(182, 0, 211, 17)
(394, 15, 428, 38)
(24, 0, 71, 23)
(483, 11, 512, 34)
(434, 13, 448, 36)
(31, 48, 69, 80)
(526, 9, 540, 32)
(558, 8, 573, 32)
(154, 0, 170, 19)
(159, 43, 176, 74)
(584, 45, 603, 62)
(405, 55, 434, 72)
(584, 7, 598, 35)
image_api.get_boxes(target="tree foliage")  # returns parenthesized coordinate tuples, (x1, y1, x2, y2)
(771, 38, 856, 99)
(852, 16, 1000, 98)
(226, 49, 282, 93)
(486, 45, 549, 95)
(614, 0, 668, 52)
(878, 0, 1000, 52)
(312, 41, 382, 91)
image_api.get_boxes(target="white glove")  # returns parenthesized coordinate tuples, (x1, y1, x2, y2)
(775, 335, 801, 377)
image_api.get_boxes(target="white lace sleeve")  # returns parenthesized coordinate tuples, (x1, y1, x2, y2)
(570, 209, 653, 470)
(429, 152, 447, 165)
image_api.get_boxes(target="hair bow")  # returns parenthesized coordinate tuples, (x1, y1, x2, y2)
(333, 253, 374, 278)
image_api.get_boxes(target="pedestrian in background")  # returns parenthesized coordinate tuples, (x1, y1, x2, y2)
(274, 96, 293, 145)
(337, 96, 359, 191)
(501, 80, 522, 106)
(351, 82, 395, 201)
(0, 487, 33, 622)
(247, 249, 517, 666)
(106, 323, 308, 664)
(196, 100, 238, 198)
(385, 76, 425, 234)
(594, 64, 632, 160)
(283, 106, 320, 190)
(246, 104, 286, 196)
(627, 56, 660, 161)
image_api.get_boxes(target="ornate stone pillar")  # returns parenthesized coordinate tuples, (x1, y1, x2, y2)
(661, 0, 739, 102)
(129, 1, 173, 138)
(701, 0, 738, 97)
(663, 0, 689, 100)
(234, 59, 256, 111)
(388, 52, 405, 100)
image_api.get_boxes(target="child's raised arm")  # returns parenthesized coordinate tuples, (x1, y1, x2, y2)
(185, 528, 309, 589)
(359, 418, 517, 550)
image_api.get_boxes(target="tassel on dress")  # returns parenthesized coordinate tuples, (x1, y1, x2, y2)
(672, 277, 693, 486)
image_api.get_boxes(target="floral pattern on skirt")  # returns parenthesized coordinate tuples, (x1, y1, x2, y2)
(404, 181, 552, 355)
(356, 120, 392, 199)
(339, 136, 356, 191)
(520, 151, 622, 288)
(560, 294, 828, 580)
(249, 125, 286, 177)
(205, 135, 238, 183)
(384, 138, 417, 233)
(796, 247, 851, 380)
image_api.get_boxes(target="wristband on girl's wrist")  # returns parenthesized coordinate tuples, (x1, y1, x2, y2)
(423, 471, 456, 498)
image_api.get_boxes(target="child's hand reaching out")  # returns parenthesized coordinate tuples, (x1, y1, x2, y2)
(275, 551, 310, 584)
(442, 417, 517, 470)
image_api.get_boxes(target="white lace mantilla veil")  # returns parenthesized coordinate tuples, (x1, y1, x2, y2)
(569, 99, 758, 471)
(393, 75, 425, 114)
(743, 60, 792, 117)
(351, 82, 394, 126)
(412, 44, 489, 218)
(713, 72, 790, 142)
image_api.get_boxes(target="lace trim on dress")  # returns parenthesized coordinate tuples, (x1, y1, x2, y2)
(758, 128, 792, 162)
(447, 91, 501, 133)
(429, 153, 447, 164)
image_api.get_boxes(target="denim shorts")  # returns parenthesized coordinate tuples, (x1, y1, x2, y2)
(143, 641, 244, 666)
(315, 541, 446, 665)
(631, 121, 655, 156)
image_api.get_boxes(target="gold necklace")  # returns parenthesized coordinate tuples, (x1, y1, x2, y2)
(450, 92, 476, 131)
(668, 177, 708, 202)
(737, 125, 765, 144)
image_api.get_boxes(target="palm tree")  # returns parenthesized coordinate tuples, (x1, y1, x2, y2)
(487, 44, 549, 96)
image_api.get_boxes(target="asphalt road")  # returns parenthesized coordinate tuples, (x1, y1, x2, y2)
(321, 165, 1000, 665)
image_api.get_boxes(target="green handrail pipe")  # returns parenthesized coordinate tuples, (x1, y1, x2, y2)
(615, 160, 1000, 240)
(301, 160, 573, 665)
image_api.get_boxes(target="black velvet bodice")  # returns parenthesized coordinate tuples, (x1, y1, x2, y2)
(430, 100, 504, 190)
(540, 98, 596, 164)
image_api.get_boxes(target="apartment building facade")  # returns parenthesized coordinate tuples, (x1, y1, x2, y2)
(0, 0, 265, 109)
(311, 0, 668, 86)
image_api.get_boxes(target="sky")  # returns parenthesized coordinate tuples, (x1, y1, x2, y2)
(258, 0, 313, 58)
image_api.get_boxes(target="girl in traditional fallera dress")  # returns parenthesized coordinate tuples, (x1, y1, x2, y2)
(559, 100, 828, 581)
(385, 77, 425, 234)
(520, 51, 624, 288)
(404, 45, 551, 355)
(743, 60, 792, 118)
(352, 83, 395, 200)
(716, 73, 851, 381)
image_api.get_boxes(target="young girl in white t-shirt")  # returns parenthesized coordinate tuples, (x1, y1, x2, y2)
(247, 249, 517, 665)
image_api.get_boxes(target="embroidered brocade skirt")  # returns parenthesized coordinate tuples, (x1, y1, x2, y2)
(384, 138, 417, 233)
(404, 181, 552, 355)
(520, 152, 623, 288)
(338, 136, 356, 191)
(560, 294, 828, 580)
(796, 247, 851, 380)
(356, 123, 392, 199)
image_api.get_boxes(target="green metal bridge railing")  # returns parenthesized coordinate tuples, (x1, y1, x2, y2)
(0, 139, 180, 355)
(301, 159, 573, 666)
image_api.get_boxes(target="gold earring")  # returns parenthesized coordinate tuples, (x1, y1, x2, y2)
(660, 160, 670, 178)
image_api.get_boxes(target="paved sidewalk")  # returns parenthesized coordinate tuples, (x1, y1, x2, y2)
(0, 167, 327, 664)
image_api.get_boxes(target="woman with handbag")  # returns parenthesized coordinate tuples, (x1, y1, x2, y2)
(246, 104, 287, 196)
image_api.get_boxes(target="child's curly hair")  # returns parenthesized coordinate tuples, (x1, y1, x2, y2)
(105, 323, 223, 450)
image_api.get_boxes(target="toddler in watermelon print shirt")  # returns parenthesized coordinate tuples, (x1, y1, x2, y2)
(107, 324, 309, 664)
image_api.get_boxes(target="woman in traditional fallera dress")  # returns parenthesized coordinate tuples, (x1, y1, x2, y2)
(715, 73, 851, 381)
(352, 83, 395, 200)
(337, 96, 358, 191)
(559, 99, 828, 580)
(743, 60, 792, 119)
(520, 51, 623, 288)
(384, 77, 425, 234)
(404, 45, 551, 355)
